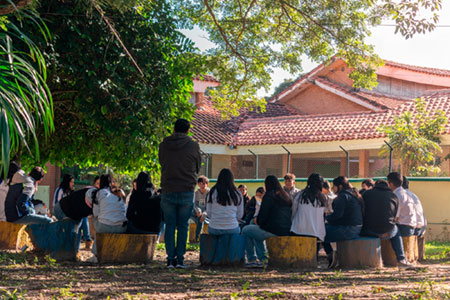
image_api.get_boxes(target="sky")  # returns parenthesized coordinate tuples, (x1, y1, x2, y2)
(182, 2, 450, 97)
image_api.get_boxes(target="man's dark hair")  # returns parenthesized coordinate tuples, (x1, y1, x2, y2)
(402, 176, 409, 189)
(387, 172, 402, 188)
(174, 119, 190, 133)
(323, 180, 330, 190)
(29, 167, 45, 181)
(362, 178, 375, 188)
(284, 173, 295, 181)
(198, 175, 209, 185)
(255, 186, 265, 194)
(375, 179, 388, 187)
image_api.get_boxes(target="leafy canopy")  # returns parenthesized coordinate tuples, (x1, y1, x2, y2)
(16, 0, 200, 173)
(175, 0, 442, 117)
(378, 98, 448, 176)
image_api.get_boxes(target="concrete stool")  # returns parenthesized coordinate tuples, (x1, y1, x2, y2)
(381, 236, 418, 267)
(26, 220, 78, 261)
(266, 236, 317, 268)
(0, 221, 31, 250)
(96, 233, 157, 264)
(336, 237, 382, 268)
(199, 233, 245, 266)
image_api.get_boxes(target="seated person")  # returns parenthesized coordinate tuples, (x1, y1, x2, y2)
(359, 178, 375, 195)
(360, 179, 411, 266)
(206, 169, 243, 235)
(5, 166, 53, 224)
(323, 176, 363, 268)
(322, 180, 335, 215)
(402, 177, 426, 237)
(54, 187, 94, 251)
(0, 161, 19, 221)
(87, 174, 127, 260)
(387, 172, 417, 237)
(126, 171, 162, 234)
(242, 175, 292, 267)
(243, 187, 265, 226)
(31, 199, 48, 216)
(238, 184, 251, 219)
(190, 176, 210, 241)
(290, 173, 326, 241)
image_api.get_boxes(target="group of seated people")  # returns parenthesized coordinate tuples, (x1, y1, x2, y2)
(191, 170, 425, 268)
(0, 161, 425, 268)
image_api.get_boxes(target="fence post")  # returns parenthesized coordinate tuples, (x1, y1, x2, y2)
(281, 145, 291, 174)
(339, 146, 349, 178)
(248, 150, 258, 179)
(384, 141, 393, 173)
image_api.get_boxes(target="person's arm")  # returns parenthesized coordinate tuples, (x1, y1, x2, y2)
(205, 192, 212, 219)
(256, 194, 273, 226)
(326, 193, 346, 223)
(291, 192, 300, 219)
(16, 194, 32, 216)
(237, 192, 244, 220)
(195, 143, 202, 174)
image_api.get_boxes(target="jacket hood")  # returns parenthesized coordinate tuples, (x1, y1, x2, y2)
(374, 182, 391, 191)
(162, 133, 193, 150)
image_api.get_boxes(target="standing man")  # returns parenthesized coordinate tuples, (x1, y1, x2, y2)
(387, 172, 417, 237)
(283, 173, 300, 199)
(159, 119, 202, 269)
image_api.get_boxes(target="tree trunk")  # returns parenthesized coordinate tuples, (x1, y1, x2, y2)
(0, 0, 33, 15)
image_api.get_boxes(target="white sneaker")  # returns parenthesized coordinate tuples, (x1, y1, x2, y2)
(86, 256, 98, 263)
(398, 259, 412, 268)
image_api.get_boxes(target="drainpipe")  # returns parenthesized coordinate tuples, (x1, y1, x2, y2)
(339, 146, 349, 178)
(384, 140, 393, 173)
(281, 145, 291, 174)
(248, 149, 258, 179)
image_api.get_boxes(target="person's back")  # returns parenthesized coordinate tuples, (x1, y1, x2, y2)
(362, 182, 398, 234)
(59, 188, 93, 221)
(258, 190, 292, 236)
(206, 189, 243, 231)
(326, 189, 363, 226)
(291, 191, 325, 241)
(127, 190, 162, 233)
(96, 188, 127, 226)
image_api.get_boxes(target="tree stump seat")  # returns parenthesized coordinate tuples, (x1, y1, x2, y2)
(0, 221, 31, 250)
(199, 233, 245, 266)
(26, 220, 78, 261)
(381, 235, 418, 267)
(96, 233, 157, 264)
(336, 237, 382, 268)
(189, 222, 208, 243)
(266, 236, 317, 269)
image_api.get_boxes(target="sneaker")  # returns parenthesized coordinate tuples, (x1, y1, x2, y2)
(85, 240, 93, 251)
(167, 259, 176, 269)
(176, 262, 187, 269)
(86, 256, 98, 263)
(245, 261, 258, 268)
(327, 251, 337, 269)
(398, 259, 412, 268)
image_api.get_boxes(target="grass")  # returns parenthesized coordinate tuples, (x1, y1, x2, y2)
(425, 241, 450, 260)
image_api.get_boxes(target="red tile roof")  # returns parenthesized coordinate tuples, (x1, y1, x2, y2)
(192, 92, 450, 146)
(383, 60, 450, 77)
(193, 74, 220, 83)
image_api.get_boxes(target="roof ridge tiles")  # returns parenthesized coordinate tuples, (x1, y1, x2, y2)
(383, 60, 450, 77)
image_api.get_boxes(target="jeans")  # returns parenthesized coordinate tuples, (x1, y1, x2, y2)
(54, 202, 84, 251)
(361, 225, 405, 261)
(323, 224, 361, 255)
(79, 217, 92, 241)
(190, 215, 204, 240)
(208, 227, 240, 235)
(92, 219, 126, 256)
(398, 224, 415, 237)
(14, 214, 53, 225)
(242, 224, 276, 262)
(161, 191, 194, 263)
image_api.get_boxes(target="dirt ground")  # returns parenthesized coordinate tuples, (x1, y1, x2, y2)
(1, 244, 449, 300)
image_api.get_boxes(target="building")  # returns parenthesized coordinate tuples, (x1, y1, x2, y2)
(191, 58, 450, 179)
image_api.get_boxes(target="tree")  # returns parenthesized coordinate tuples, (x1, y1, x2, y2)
(0, 9, 53, 177)
(378, 98, 448, 176)
(175, 0, 442, 116)
(15, 0, 199, 173)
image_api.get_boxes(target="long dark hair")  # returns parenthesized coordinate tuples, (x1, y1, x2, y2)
(136, 171, 155, 194)
(60, 174, 74, 195)
(332, 176, 364, 212)
(300, 173, 326, 207)
(208, 168, 241, 206)
(92, 174, 114, 204)
(265, 175, 292, 206)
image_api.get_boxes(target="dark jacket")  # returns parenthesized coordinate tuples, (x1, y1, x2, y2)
(4, 183, 23, 222)
(243, 196, 257, 225)
(257, 191, 292, 236)
(126, 190, 162, 233)
(361, 182, 398, 234)
(159, 133, 202, 193)
(326, 189, 363, 226)
(59, 188, 93, 221)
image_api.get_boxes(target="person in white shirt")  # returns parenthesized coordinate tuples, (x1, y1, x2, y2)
(387, 172, 417, 237)
(290, 173, 326, 241)
(87, 174, 127, 259)
(206, 169, 243, 235)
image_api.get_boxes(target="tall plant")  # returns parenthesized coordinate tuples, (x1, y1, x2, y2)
(378, 98, 447, 176)
(0, 9, 53, 176)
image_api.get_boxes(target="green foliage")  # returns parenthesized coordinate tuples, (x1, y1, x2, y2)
(378, 98, 447, 176)
(14, 0, 199, 173)
(0, 10, 53, 178)
(174, 0, 441, 117)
